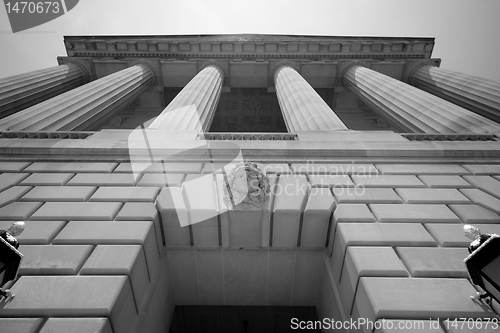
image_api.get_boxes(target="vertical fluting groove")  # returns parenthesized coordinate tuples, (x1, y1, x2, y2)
(411, 65, 500, 123)
(274, 66, 347, 132)
(344, 65, 500, 134)
(0, 63, 86, 117)
(0, 64, 153, 131)
(148, 65, 224, 131)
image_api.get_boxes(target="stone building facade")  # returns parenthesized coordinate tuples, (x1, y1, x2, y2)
(0, 34, 499, 333)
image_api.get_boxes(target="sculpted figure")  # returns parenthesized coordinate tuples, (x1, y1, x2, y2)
(224, 161, 270, 209)
(0, 221, 25, 300)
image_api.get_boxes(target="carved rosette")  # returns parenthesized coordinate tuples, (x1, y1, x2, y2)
(223, 161, 270, 209)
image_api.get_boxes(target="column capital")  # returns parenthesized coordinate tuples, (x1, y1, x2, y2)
(405, 59, 441, 85)
(58, 58, 94, 83)
(127, 59, 161, 91)
(270, 61, 301, 78)
(198, 60, 228, 77)
(339, 60, 370, 86)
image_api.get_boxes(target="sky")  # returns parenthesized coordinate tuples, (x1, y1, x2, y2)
(0, 0, 500, 82)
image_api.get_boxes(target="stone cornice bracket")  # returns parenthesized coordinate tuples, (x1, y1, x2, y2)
(404, 59, 441, 84)
(59, 58, 95, 83)
(128, 59, 161, 91)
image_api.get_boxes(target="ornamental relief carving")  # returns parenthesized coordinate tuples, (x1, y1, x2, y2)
(223, 161, 270, 210)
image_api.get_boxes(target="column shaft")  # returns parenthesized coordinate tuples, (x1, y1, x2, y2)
(149, 65, 223, 131)
(274, 66, 347, 132)
(0, 64, 86, 118)
(411, 65, 500, 123)
(0, 64, 153, 131)
(344, 66, 500, 134)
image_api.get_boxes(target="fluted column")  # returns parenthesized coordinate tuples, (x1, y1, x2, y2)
(149, 65, 223, 131)
(274, 66, 347, 132)
(0, 63, 86, 118)
(344, 65, 500, 134)
(0, 64, 153, 131)
(411, 65, 500, 123)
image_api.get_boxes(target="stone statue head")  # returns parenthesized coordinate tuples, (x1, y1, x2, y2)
(7, 221, 25, 237)
(464, 224, 481, 240)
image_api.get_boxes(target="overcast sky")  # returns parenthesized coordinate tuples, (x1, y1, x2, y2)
(1, 0, 499, 82)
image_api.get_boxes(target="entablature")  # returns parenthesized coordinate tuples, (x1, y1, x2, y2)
(63, 34, 436, 61)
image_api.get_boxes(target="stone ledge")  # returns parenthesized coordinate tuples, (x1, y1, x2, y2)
(2, 276, 135, 333)
(424, 223, 500, 247)
(67, 173, 136, 186)
(373, 320, 445, 332)
(0, 202, 43, 220)
(30, 202, 123, 221)
(19, 245, 94, 275)
(332, 223, 437, 282)
(80, 245, 150, 310)
(370, 204, 461, 223)
(340, 247, 408, 314)
(24, 162, 118, 173)
(376, 164, 469, 175)
(21, 186, 96, 202)
(0, 186, 32, 208)
(4, 138, 500, 159)
(89, 187, 160, 202)
(449, 204, 500, 223)
(354, 278, 497, 333)
(39, 318, 113, 333)
(0, 220, 66, 244)
(0, 173, 30, 191)
(334, 188, 402, 204)
(52, 221, 159, 278)
(21, 173, 74, 186)
(396, 188, 470, 204)
(0, 318, 44, 333)
(396, 247, 469, 278)
(0, 162, 31, 172)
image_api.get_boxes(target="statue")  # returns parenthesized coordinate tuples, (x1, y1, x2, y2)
(464, 225, 494, 254)
(223, 161, 270, 209)
(463, 224, 499, 303)
(0, 221, 25, 300)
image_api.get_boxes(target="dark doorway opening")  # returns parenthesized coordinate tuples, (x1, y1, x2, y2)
(169, 305, 320, 333)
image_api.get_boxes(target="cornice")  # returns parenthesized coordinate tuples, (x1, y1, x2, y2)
(63, 35, 435, 61)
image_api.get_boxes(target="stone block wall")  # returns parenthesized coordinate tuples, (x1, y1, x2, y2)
(0, 159, 499, 333)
